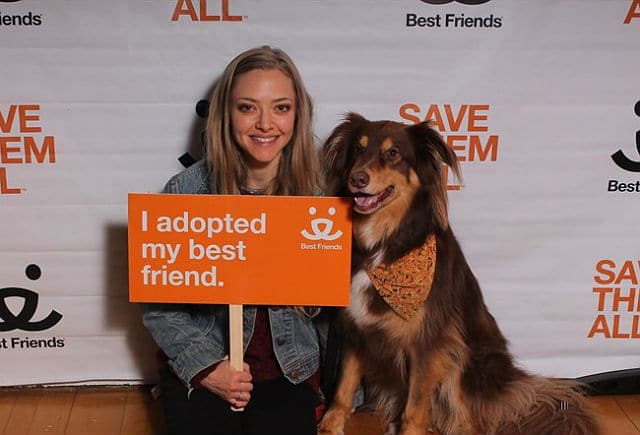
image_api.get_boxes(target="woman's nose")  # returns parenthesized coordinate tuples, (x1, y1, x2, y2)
(255, 111, 272, 131)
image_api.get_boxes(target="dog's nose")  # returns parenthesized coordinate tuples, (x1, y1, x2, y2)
(349, 170, 369, 189)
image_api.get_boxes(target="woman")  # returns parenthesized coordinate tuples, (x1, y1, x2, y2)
(142, 46, 326, 435)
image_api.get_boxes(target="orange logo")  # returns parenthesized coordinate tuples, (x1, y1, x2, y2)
(0, 104, 56, 195)
(624, 0, 640, 24)
(171, 0, 243, 22)
(587, 259, 640, 339)
(128, 193, 352, 306)
(398, 103, 499, 190)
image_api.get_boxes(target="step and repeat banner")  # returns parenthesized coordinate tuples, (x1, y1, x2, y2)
(1, 0, 639, 385)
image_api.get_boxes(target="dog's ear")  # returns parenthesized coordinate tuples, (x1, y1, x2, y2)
(406, 121, 462, 230)
(321, 113, 367, 195)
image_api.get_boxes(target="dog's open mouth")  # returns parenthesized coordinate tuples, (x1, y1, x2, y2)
(352, 185, 395, 214)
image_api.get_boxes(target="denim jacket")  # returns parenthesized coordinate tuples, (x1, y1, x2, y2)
(141, 160, 328, 388)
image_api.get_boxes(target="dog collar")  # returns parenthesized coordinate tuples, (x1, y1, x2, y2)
(367, 234, 437, 320)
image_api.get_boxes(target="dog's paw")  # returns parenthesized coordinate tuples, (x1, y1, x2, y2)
(317, 408, 347, 435)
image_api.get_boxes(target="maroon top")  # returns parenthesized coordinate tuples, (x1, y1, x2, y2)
(190, 189, 321, 404)
(244, 306, 282, 382)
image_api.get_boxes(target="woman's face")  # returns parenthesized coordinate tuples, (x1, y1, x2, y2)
(230, 68, 296, 180)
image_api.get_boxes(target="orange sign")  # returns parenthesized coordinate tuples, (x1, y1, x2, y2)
(128, 193, 352, 306)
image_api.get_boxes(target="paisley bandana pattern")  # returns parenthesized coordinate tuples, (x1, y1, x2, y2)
(367, 234, 437, 320)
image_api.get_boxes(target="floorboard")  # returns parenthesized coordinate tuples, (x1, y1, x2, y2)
(616, 395, 640, 433)
(0, 386, 638, 435)
(0, 392, 17, 434)
(28, 389, 74, 435)
(3, 389, 41, 435)
(64, 388, 127, 435)
(590, 395, 639, 435)
(121, 387, 164, 435)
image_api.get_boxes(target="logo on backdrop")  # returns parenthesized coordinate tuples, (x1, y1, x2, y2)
(587, 259, 640, 339)
(0, 288, 62, 332)
(608, 100, 640, 193)
(0, 104, 57, 196)
(397, 103, 500, 190)
(0, 264, 65, 350)
(171, 0, 245, 23)
(407, 0, 501, 29)
(625, 0, 640, 24)
(0, 0, 43, 26)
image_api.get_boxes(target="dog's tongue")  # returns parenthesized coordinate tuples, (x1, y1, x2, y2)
(354, 195, 378, 209)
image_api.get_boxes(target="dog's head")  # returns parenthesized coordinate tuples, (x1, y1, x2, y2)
(322, 113, 461, 249)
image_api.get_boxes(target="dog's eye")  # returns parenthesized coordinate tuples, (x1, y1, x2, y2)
(385, 148, 400, 161)
(354, 144, 366, 154)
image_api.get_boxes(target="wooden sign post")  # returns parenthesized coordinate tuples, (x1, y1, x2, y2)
(229, 303, 244, 411)
(128, 193, 352, 411)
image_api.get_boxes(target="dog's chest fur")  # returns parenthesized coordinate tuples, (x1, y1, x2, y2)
(346, 248, 385, 328)
(346, 269, 379, 328)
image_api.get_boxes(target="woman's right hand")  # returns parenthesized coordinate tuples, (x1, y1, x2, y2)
(200, 360, 253, 408)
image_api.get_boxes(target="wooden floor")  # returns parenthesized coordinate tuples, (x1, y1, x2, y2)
(0, 386, 638, 435)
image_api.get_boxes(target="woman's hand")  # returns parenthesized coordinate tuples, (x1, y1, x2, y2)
(200, 360, 253, 408)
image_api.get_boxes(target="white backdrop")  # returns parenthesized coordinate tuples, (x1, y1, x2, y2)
(1, 0, 639, 386)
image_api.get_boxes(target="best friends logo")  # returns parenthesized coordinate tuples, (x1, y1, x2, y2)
(300, 206, 345, 252)
(0, 0, 43, 27)
(301, 207, 343, 241)
(608, 100, 640, 193)
(398, 103, 500, 190)
(408, 0, 502, 30)
(0, 264, 65, 351)
(0, 104, 57, 195)
(171, 0, 245, 22)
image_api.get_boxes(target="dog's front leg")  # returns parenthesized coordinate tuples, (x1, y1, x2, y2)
(318, 349, 363, 435)
(399, 349, 448, 435)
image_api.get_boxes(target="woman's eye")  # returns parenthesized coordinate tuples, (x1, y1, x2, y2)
(238, 104, 254, 112)
(275, 104, 291, 113)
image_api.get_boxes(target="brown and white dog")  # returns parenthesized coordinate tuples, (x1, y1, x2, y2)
(318, 113, 600, 435)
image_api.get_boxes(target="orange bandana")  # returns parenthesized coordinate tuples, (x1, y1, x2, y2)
(367, 234, 437, 320)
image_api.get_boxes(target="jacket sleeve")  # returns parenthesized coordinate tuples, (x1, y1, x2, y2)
(140, 163, 224, 386)
(142, 303, 227, 386)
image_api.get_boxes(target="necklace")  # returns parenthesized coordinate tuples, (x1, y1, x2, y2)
(239, 185, 266, 195)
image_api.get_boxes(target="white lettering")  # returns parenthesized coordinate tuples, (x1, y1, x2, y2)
(154, 212, 267, 238)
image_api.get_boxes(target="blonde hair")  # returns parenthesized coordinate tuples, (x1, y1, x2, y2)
(205, 47, 321, 317)
(205, 45, 321, 196)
